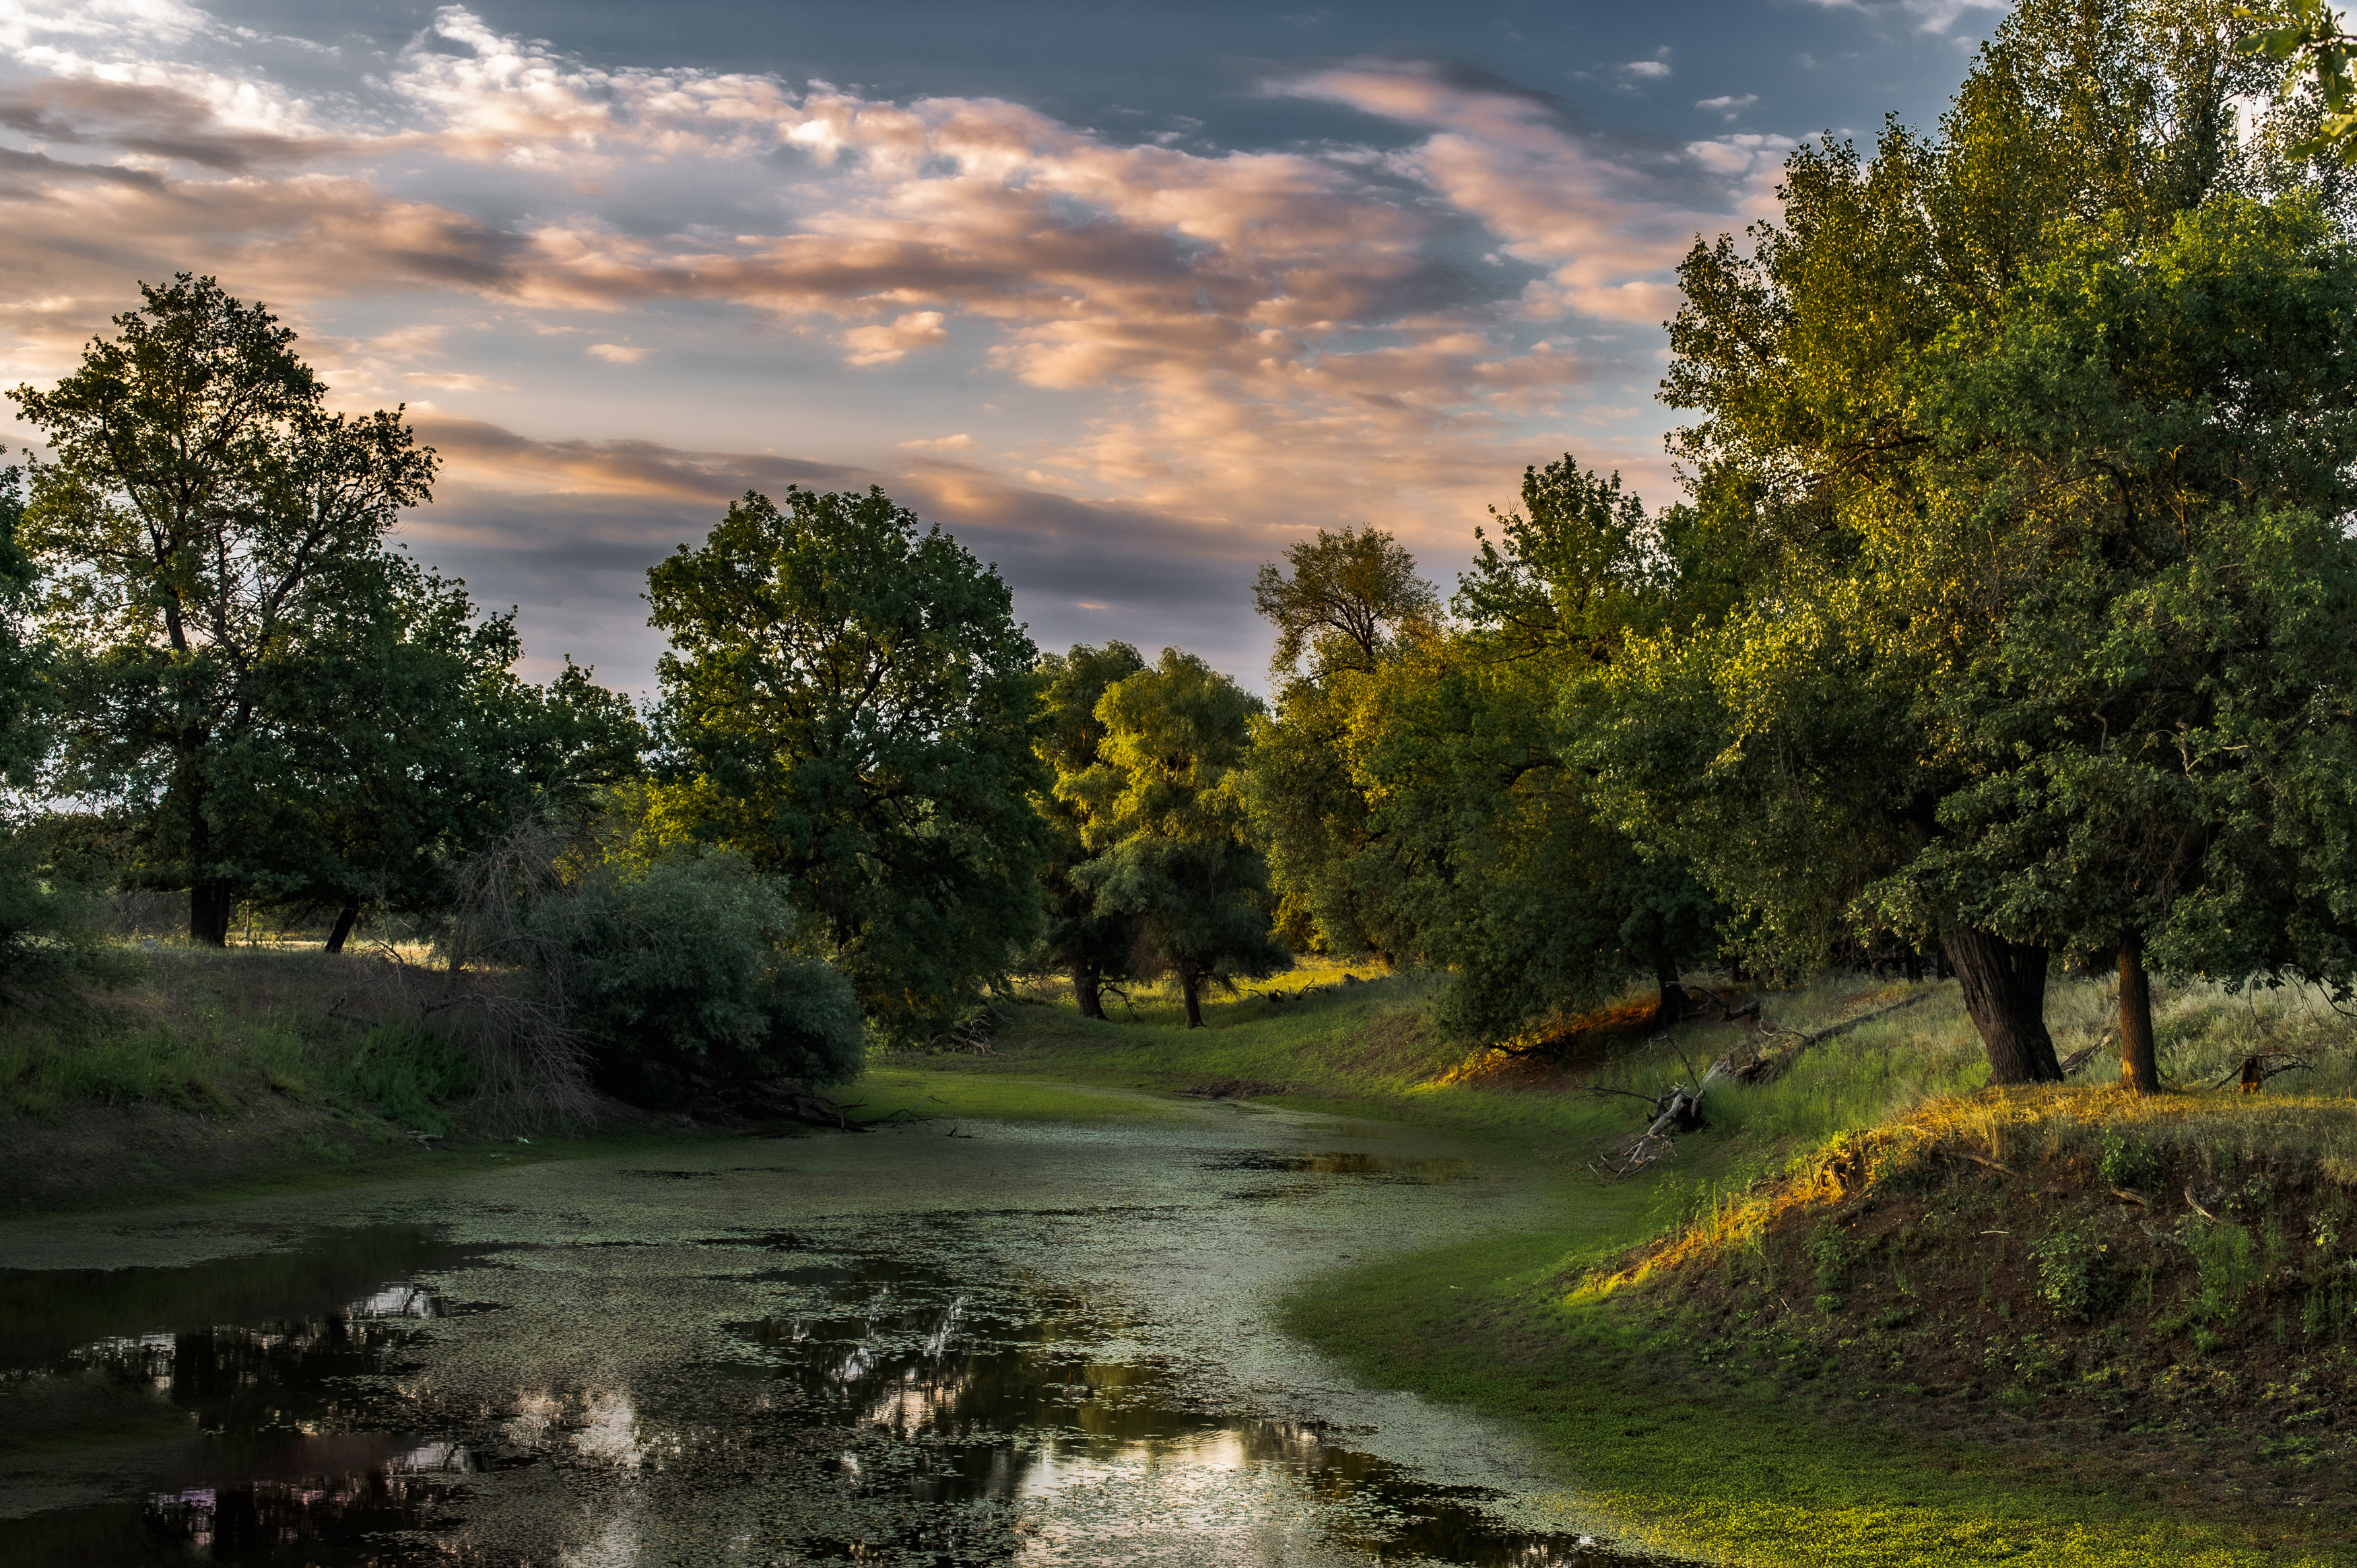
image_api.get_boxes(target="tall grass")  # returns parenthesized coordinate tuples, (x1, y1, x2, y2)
(989, 961, 2357, 1180)
(0, 948, 552, 1133)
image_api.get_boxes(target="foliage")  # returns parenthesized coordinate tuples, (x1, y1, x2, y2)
(1588, 0, 2357, 1083)
(1032, 642, 1147, 1017)
(7, 276, 439, 944)
(1060, 648, 1288, 1027)
(646, 487, 1049, 1043)
(528, 848, 865, 1095)
(2032, 1223, 2117, 1320)
(337, 1023, 477, 1135)
(5, 275, 632, 953)
(2241, 0, 2357, 163)
(1245, 469, 1716, 1039)
(1253, 525, 1439, 680)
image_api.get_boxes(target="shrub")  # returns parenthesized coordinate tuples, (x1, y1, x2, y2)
(528, 849, 864, 1093)
(337, 1022, 477, 1134)
(2097, 1126, 2160, 1192)
(2032, 1223, 2117, 1321)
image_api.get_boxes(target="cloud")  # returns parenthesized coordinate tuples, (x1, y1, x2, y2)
(0, 8, 1760, 682)
(842, 310, 950, 366)
(1696, 94, 1758, 121)
(1795, 0, 2007, 32)
(399, 417, 1284, 684)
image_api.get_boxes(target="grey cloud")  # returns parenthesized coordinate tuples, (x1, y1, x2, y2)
(403, 422, 1277, 691)
(0, 80, 335, 173)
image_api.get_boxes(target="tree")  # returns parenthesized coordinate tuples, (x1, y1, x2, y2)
(9, 275, 438, 945)
(1253, 526, 1439, 680)
(0, 456, 123, 995)
(1033, 642, 1147, 1017)
(1061, 649, 1288, 1027)
(645, 487, 1050, 1042)
(1593, 0, 2357, 1085)
(1245, 457, 1717, 1038)
(1855, 202, 2357, 1092)
(253, 559, 644, 952)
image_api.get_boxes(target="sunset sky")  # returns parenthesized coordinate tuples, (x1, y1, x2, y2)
(0, 0, 2005, 689)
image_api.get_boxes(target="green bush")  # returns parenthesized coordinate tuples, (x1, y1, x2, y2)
(2184, 1219, 2260, 1322)
(337, 1023, 475, 1133)
(2031, 1223, 2117, 1321)
(531, 849, 864, 1092)
(2097, 1126, 2160, 1192)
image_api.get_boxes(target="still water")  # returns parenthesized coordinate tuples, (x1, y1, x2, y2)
(0, 1094, 1679, 1565)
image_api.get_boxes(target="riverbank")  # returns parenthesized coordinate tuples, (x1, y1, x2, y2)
(11, 952, 2355, 1563)
(0, 948, 725, 1212)
(877, 967, 2357, 1566)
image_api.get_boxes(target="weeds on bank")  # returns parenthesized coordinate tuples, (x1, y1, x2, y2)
(1, 949, 488, 1134)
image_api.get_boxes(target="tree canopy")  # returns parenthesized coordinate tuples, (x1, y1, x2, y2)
(645, 486, 1050, 1042)
(1588, 0, 2357, 1086)
(7, 275, 626, 951)
(1034, 641, 1148, 1018)
(1060, 648, 1288, 1027)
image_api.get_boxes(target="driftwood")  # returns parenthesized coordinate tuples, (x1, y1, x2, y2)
(2058, 1027, 2115, 1077)
(1679, 986, 1762, 1024)
(1716, 991, 1933, 1086)
(1589, 1060, 1729, 1180)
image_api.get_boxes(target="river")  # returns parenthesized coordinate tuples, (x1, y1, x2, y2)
(0, 1089, 1682, 1565)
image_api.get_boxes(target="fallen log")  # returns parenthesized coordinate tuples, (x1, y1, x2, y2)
(1715, 991, 1933, 1086)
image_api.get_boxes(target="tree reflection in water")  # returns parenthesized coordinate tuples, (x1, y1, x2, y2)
(1, 1222, 1671, 1567)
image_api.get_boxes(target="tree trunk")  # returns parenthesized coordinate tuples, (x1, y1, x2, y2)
(2117, 935, 2160, 1094)
(1651, 947, 1683, 1029)
(1938, 918, 2063, 1084)
(190, 881, 234, 948)
(1180, 969, 1203, 1029)
(1073, 968, 1105, 1020)
(325, 896, 362, 955)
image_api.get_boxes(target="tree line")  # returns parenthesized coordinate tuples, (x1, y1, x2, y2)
(6, 0, 2357, 1106)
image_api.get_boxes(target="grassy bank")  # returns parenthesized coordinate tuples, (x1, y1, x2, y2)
(912, 964, 2357, 1566)
(0, 948, 706, 1211)
(11, 948, 2355, 1561)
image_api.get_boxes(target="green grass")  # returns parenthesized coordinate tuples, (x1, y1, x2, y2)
(933, 964, 2357, 1566)
(2, 949, 504, 1132)
(1288, 1230, 2344, 1566)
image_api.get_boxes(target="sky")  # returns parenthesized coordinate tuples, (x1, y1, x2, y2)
(0, 0, 2011, 691)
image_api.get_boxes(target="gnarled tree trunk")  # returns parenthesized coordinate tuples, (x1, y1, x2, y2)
(1073, 968, 1106, 1020)
(2117, 934, 2160, 1094)
(1179, 969, 1204, 1029)
(1938, 917, 2063, 1084)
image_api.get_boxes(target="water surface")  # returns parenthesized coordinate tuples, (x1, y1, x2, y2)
(0, 1097, 1679, 1565)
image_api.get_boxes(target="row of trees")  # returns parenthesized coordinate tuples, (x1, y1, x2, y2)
(1238, 0, 2357, 1093)
(9, 0, 2357, 1103)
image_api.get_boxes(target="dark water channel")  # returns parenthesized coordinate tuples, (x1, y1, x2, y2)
(0, 1107, 1681, 1566)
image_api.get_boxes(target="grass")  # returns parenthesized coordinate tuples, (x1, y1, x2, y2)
(952, 961, 2357, 1566)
